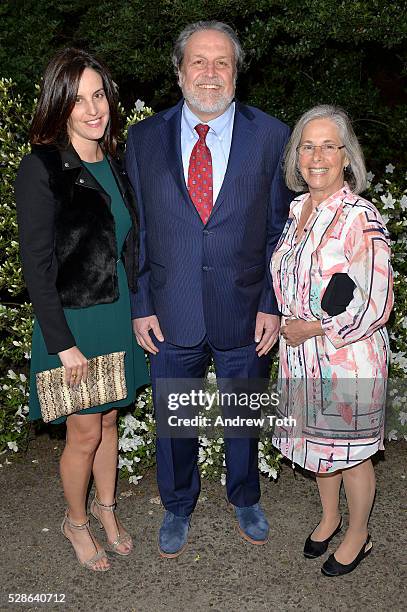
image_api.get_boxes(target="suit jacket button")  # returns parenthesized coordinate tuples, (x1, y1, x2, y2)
(79, 178, 84, 184)
(202, 266, 209, 271)
(64, 162, 69, 167)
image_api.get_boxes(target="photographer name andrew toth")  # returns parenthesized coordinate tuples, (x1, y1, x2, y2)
(167, 415, 296, 428)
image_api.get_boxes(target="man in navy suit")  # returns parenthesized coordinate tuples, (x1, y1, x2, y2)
(126, 21, 291, 557)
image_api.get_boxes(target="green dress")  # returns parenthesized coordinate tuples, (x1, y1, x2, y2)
(28, 157, 149, 423)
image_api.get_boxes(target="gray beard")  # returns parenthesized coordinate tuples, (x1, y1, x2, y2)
(182, 87, 234, 116)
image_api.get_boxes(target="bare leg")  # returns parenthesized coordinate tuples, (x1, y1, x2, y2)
(92, 409, 118, 501)
(312, 471, 342, 540)
(60, 413, 110, 570)
(334, 459, 375, 563)
(91, 409, 132, 554)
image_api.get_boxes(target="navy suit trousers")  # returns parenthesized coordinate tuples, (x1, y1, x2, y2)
(150, 335, 271, 517)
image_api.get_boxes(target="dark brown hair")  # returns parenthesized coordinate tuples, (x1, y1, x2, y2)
(29, 48, 119, 155)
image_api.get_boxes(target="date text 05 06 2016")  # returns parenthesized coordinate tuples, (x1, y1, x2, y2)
(8, 594, 66, 604)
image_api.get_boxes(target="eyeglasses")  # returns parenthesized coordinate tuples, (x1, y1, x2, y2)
(297, 144, 346, 156)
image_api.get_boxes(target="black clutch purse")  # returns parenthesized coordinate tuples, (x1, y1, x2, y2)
(321, 273, 356, 316)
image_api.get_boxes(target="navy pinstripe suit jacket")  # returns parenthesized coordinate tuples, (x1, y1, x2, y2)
(126, 99, 292, 349)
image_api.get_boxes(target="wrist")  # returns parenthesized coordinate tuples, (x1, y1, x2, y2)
(309, 321, 324, 338)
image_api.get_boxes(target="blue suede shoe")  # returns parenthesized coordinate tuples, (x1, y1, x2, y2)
(158, 511, 190, 558)
(234, 503, 269, 545)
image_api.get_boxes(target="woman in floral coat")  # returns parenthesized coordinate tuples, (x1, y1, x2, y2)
(271, 105, 393, 576)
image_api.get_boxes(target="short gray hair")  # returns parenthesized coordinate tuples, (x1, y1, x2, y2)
(172, 21, 245, 74)
(284, 105, 367, 194)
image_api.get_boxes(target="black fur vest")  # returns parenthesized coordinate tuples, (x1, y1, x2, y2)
(31, 144, 139, 308)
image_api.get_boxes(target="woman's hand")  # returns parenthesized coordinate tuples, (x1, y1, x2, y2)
(58, 346, 88, 387)
(280, 319, 324, 347)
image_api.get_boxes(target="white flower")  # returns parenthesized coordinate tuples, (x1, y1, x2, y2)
(118, 435, 144, 452)
(391, 352, 407, 372)
(400, 195, 407, 211)
(198, 447, 206, 463)
(121, 413, 144, 437)
(398, 411, 407, 426)
(122, 413, 140, 428)
(135, 99, 145, 112)
(259, 457, 278, 479)
(374, 183, 383, 193)
(118, 456, 134, 471)
(7, 441, 18, 452)
(19, 373, 27, 382)
(385, 163, 395, 174)
(380, 193, 396, 209)
(129, 474, 143, 485)
(7, 370, 17, 379)
(366, 171, 375, 182)
(220, 473, 226, 486)
(387, 429, 398, 441)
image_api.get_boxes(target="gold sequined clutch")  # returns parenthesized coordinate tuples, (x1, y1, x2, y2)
(36, 351, 127, 423)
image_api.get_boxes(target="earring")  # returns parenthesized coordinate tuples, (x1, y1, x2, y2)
(344, 164, 351, 172)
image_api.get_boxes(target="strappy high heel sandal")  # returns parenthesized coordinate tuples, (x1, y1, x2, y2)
(90, 495, 133, 556)
(61, 510, 110, 571)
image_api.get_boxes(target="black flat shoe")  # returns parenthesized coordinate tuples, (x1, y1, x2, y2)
(321, 534, 372, 576)
(303, 517, 343, 559)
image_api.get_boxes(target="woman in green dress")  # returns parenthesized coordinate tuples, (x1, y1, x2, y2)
(15, 48, 149, 571)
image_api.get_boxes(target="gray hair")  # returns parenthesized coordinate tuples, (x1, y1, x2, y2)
(172, 21, 245, 75)
(284, 105, 367, 194)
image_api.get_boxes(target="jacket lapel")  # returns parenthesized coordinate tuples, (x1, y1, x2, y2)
(159, 100, 199, 217)
(59, 145, 104, 192)
(210, 102, 258, 217)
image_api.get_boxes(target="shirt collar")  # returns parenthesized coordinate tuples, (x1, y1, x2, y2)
(182, 100, 235, 141)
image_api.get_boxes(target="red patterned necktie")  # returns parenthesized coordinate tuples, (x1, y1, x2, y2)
(187, 123, 213, 223)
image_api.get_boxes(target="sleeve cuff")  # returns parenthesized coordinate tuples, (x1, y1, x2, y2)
(130, 291, 155, 319)
(321, 316, 345, 349)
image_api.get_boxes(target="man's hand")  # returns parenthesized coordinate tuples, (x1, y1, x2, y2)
(132, 315, 164, 354)
(255, 312, 280, 356)
(280, 319, 324, 347)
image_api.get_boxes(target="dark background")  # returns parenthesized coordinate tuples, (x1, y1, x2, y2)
(1, 0, 406, 169)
